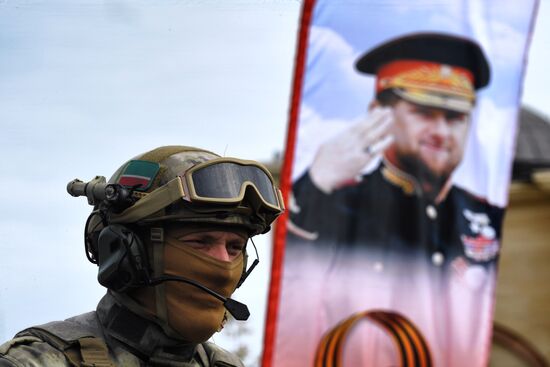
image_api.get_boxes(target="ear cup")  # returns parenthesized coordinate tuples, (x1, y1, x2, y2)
(97, 224, 150, 292)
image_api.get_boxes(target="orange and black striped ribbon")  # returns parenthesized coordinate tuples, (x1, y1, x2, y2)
(314, 310, 432, 367)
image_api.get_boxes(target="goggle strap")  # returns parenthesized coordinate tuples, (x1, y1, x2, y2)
(110, 178, 185, 223)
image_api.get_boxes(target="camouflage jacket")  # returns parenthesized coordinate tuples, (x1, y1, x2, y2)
(0, 293, 244, 367)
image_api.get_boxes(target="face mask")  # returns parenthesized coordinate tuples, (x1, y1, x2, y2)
(126, 226, 247, 343)
(162, 237, 244, 342)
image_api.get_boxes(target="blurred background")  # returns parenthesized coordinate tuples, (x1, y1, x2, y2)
(0, 1, 548, 366)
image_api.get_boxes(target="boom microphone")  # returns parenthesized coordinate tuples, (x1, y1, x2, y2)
(148, 275, 250, 321)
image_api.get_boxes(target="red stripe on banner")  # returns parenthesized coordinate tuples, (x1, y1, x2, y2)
(261, 1, 317, 366)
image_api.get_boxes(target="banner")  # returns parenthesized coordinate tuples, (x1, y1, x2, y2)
(264, 1, 539, 366)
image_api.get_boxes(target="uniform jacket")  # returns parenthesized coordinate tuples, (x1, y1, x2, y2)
(288, 161, 504, 270)
(0, 292, 244, 367)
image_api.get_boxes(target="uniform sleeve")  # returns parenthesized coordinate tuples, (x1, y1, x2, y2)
(288, 171, 356, 244)
(0, 336, 72, 367)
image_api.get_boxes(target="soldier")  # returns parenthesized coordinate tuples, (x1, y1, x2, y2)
(0, 146, 284, 366)
(288, 33, 502, 270)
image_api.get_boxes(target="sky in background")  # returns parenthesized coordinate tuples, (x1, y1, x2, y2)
(0, 1, 549, 366)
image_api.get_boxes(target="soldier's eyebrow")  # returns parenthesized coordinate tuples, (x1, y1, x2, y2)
(444, 110, 467, 120)
(409, 104, 437, 115)
(228, 237, 247, 247)
(410, 104, 467, 120)
(179, 233, 218, 242)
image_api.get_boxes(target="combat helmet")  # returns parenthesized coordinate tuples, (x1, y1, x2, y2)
(68, 146, 284, 293)
(106, 146, 282, 232)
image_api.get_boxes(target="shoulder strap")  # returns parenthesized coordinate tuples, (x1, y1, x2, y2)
(195, 344, 210, 366)
(18, 320, 116, 367)
(77, 337, 115, 367)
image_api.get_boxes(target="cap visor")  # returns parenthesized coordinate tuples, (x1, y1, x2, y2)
(393, 88, 473, 113)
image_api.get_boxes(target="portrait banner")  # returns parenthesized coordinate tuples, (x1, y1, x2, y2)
(263, 1, 539, 366)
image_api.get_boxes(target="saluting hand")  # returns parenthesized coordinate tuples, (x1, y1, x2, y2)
(309, 107, 395, 193)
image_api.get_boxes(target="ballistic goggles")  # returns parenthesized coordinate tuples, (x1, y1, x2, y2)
(110, 158, 284, 225)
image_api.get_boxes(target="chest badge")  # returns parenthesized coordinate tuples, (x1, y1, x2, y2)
(460, 209, 500, 261)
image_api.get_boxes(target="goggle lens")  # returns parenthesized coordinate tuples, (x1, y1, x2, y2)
(189, 162, 279, 208)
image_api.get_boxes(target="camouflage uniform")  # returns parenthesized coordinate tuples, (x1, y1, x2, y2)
(0, 292, 244, 367)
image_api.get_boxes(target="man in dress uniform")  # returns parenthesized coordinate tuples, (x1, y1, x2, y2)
(0, 146, 284, 366)
(288, 33, 502, 271)
(275, 33, 502, 367)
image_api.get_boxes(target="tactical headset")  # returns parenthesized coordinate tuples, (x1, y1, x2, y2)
(96, 224, 150, 292)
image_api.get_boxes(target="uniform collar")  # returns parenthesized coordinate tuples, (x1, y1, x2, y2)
(96, 292, 201, 364)
(381, 158, 422, 196)
(381, 158, 452, 203)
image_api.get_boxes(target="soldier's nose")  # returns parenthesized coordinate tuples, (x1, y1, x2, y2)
(207, 242, 231, 262)
(431, 113, 451, 136)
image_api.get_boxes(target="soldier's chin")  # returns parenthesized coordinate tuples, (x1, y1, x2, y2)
(411, 159, 453, 188)
(418, 154, 454, 176)
(400, 155, 454, 185)
(423, 170, 455, 193)
(424, 164, 453, 180)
